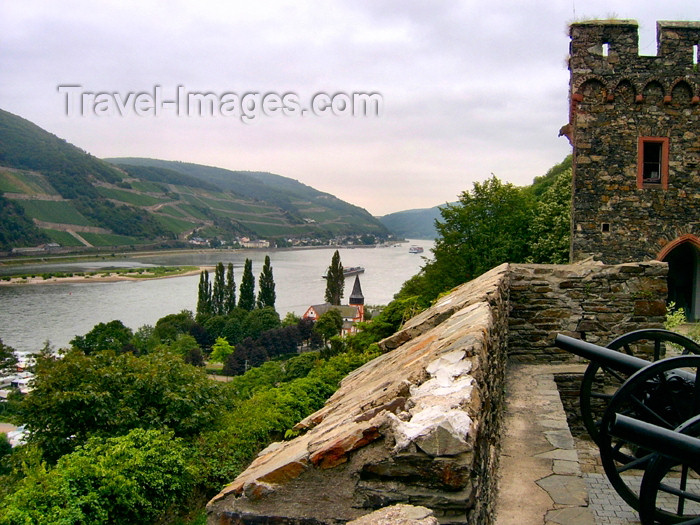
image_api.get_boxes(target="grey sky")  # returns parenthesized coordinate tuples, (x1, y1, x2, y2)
(1, 1, 697, 215)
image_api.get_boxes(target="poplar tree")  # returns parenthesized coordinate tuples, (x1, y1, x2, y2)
(238, 258, 255, 311)
(324, 250, 344, 306)
(196, 269, 212, 319)
(257, 255, 276, 309)
(224, 262, 236, 314)
(212, 262, 226, 315)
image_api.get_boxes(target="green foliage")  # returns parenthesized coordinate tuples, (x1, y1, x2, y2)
(170, 334, 204, 366)
(396, 157, 574, 304)
(422, 176, 533, 299)
(257, 255, 276, 309)
(324, 250, 344, 305)
(114, 163, 220, 192)
(209, 337, 234, 363)
(0, 194, 50, 250)
(69, 320, 134, 355)
(244, 307, 281, 340)
(96, 186, 167, 206)
(0, 339, 19, 377)
(153, 310, 198, 345)
(314, 309, 343, 344)
(74, 197, 167, 239)
(196, 270, 213, 319)
(665, 301, 688, 331)
(212, 262, 226, 315)
(527, 167, 572, 264)
(199, 348, 380, 489)
(282, 312, 301, 326)
(225, 263, 236, 314)
(346, 296, 425, 353)
(16, 350, 222, 461)
(0, 428, 199, 525)
(238, 259, 255, 311)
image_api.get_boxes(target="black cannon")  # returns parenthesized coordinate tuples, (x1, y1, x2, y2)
(554, 332, 700, 523)
(610, 413, 700, 525)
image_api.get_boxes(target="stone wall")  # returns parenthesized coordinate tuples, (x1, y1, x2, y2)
(207, 264, 511, 525)
(206, 261, 667, 524)
(507, 260, 667, 362)
(567, 19, 700, 263)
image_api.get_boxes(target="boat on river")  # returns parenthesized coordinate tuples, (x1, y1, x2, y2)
(323, 266, 365, 278)
(409, 245, 424, 254)
(343, 266, 365, 277)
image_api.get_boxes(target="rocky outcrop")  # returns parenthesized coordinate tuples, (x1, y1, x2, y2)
(207, 264, 511, 525)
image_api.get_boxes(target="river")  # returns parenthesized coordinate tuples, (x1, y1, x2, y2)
(0, 241, 433, 355)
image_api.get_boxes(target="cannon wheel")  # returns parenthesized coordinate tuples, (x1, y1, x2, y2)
(580, 329, 700, 444)
(637, 415, 700, 525)
(599, 355, 700, 520)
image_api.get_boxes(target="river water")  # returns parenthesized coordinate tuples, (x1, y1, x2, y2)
(0, 242, 433, 355)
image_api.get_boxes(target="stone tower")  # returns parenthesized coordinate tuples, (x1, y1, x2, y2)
(566, 19, 700, 316)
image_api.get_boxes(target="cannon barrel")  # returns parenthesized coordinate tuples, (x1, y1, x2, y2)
(554, 334, 650, 375)
(610, 414, 700, 466)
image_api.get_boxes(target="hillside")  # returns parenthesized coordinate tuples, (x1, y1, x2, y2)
(105, 158, 386, 237)
(0, 109, 389, 252)
(379, 205, 445, 240)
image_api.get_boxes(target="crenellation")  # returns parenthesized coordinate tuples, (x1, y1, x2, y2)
(567, 20, 700, 318)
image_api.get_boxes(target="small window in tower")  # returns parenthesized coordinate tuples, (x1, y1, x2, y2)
(694, 44, 698, 66)
(637, 137, 669, 189)
(643, 142, 662, 183)
(601, 223, 610, 233)
(602, 43, 609, 57)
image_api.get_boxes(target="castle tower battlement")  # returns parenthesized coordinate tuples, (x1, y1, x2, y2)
(569, 20, 700, 94)
(567, 19, 700, 317)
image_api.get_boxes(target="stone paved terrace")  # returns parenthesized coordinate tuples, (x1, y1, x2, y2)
(495, 363, 643, 525)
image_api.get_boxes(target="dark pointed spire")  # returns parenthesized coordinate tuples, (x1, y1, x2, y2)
(349, 275, 364, 305)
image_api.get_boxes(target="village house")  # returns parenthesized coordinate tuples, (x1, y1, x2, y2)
(302, 276, 365, 336)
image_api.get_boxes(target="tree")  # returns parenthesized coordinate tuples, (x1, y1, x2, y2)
(209, 337, 234, 363)
(70, 320, 134, 355)
(0, 428, 198, 525)
(170, 334, 201, 363)
(224, 262, 236, 314)
(17, 349, 222, 461)
(404, 176, 534, 302)
(314, 309, 344, 345)
(324, 250, 344, 305)
(0, 338, 18, 376)
(257, 255, 276, 309)
(244, 307, 281, 340)
(212, 262, 226, 315)
(528, 166, 572, 264)
(282, 312, 301, 327)
(196, 269, 212, 319)
(153, 310, 197, 344)
(238, 259, 255, 311)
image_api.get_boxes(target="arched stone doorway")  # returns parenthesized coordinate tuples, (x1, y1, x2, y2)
(659, 235, 700, 320)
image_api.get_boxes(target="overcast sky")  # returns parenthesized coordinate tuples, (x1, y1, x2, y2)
(1, 1, 697, 216)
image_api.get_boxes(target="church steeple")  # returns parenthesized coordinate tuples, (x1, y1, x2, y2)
(349, 275, 365, 323)
(349, 276, 364, 305)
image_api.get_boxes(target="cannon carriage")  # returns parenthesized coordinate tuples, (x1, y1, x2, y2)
(554, 331, 700, 524)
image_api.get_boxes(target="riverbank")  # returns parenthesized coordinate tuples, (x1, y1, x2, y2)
(0, 266, 211, 286)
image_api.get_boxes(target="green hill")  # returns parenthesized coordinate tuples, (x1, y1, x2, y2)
(0, 109, 389, 252)
(104, 158, 386, 237)
(379, 205, 446, 240)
